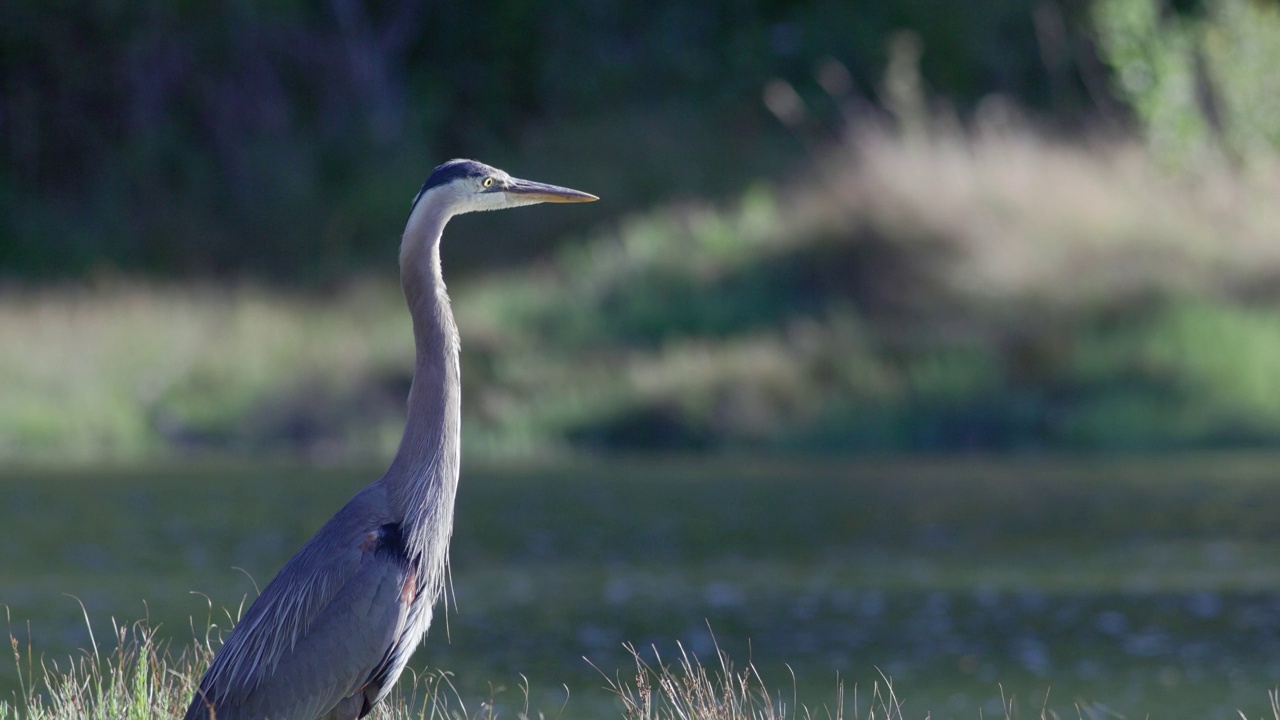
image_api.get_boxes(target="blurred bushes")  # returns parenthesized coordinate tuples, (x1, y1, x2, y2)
(0, 0, 1096, 280)
(452, 116, 1280, 455)
(6, 120, 1280, 458)
(1093, 0, 1280, 166)
(9, 1, 1280, 456)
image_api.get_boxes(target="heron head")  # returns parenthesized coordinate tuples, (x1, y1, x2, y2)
(412, 159, 597, 217)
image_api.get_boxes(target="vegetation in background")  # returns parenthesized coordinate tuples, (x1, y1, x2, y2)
(1093, 0, 1280, 166)
(3, 1, 1280, 458)
(1, 0, 1089, 279)
(0, 282, 414, 460)
(4, 108, 1280, 458)
(456, 117, 1280, 454)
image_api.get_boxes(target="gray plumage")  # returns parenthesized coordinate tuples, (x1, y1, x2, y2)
(185, 160, 597, 720)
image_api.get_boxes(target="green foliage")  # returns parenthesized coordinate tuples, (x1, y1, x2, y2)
(6, 117, 1280, 458)
(1091, 0, 1210, 164)
(1201, 0, 1280, 157)
(1093, 0, 1280, 166)
(454, 120, 1280, 454)
(0, 0, 1090, 280)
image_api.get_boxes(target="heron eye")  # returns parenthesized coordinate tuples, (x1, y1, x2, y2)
(482, 177, 495, 188)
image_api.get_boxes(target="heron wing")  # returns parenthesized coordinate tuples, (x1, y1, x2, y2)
(186, 487, 418, 720)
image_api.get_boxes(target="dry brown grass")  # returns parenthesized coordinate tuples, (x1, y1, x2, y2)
(452, 118, 1280, 451)
(0, 281, 412, 461)
(811, 121, 1280, 310)
(599, 642, 852, 720)
(5, 117, 1280, 459)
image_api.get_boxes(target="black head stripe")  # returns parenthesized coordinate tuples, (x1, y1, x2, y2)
(411, 159, 493, 208)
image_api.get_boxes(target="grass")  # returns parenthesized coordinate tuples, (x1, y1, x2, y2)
(1, 608, 461, 720)
(3, 610, 853, 720)
(3, 612, 202, 720)
(8, 619, 1280, 720)
(5, 117, 1280, 460)
(19, 613, 1277, 720)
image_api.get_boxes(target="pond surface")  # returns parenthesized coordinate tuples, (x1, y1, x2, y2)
(2, 455, 1280, 719)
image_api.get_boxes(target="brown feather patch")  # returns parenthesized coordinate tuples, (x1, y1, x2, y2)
(400, 566, 418, 605)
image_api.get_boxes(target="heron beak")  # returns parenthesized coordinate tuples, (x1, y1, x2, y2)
(505, 178, 599, 203)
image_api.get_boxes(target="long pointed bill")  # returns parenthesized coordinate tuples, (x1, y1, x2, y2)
(506, 178, 599, 203)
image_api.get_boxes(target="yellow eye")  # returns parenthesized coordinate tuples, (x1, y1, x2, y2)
(482, 177, 495, 188)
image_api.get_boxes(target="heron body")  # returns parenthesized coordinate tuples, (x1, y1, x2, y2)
(185, 160, 596, 720)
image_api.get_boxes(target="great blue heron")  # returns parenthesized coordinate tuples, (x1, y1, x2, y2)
(185, 159, 597, 720)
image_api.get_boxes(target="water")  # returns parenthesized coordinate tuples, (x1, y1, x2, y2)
(2, 456, 1280, 718)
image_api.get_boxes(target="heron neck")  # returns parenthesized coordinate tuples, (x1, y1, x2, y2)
(387, 204, 462, 547)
